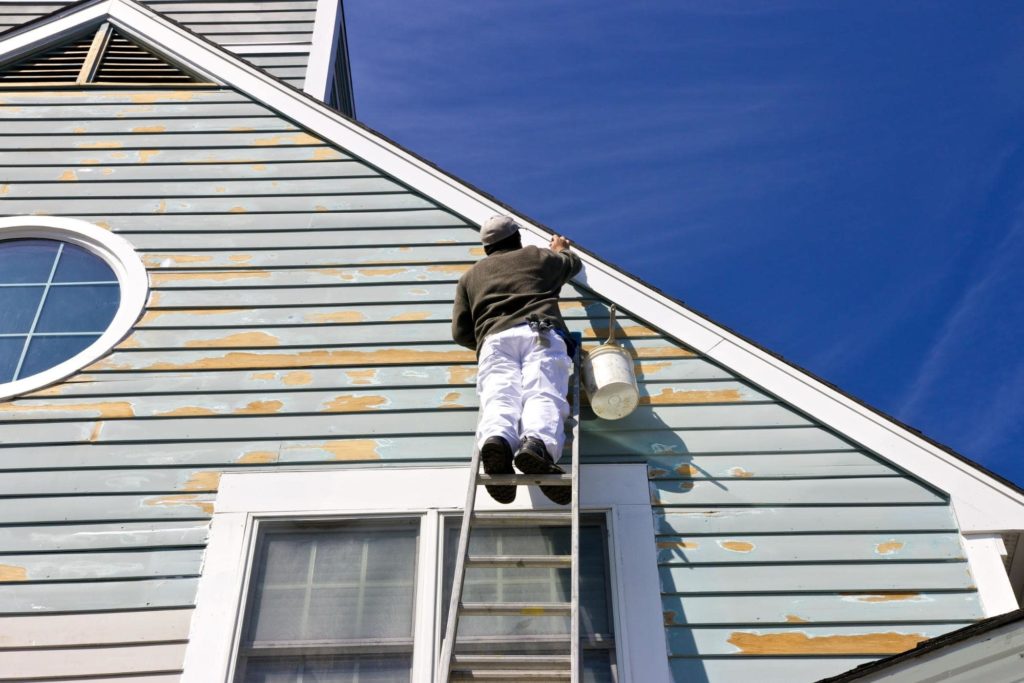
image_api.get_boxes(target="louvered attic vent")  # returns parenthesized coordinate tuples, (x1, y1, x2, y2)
(0, 23, 211, 87)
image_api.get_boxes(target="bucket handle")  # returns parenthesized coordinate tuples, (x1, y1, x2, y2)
(605, 304, 618, 345)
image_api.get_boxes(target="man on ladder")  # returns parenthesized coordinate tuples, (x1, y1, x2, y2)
(452, 215, 582, 505)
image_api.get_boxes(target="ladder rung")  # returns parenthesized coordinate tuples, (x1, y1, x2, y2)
(452, 654, 570, 670)
(450, 672, 570, 681)
(477, 473, 572, 486)
(467, 554, 572, 569)
(472, 511, 572, 526)
(460, 602, 571, 617)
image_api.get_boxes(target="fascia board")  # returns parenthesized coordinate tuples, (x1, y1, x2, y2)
(0, 0, 111, 64)
(29, 0, 1024, 532)
(304, 0, 339, 102)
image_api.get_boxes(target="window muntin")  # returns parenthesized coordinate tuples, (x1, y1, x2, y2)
(441, 518, 617, 683)
(0, 238, 119, 383)
(235, 520, 419, 683)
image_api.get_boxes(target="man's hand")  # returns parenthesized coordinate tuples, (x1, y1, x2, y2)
(549, 235, 570, 253)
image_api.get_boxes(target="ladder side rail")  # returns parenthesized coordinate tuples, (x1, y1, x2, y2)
(438, 445, 482, 682)
(570, 336, 582, 683)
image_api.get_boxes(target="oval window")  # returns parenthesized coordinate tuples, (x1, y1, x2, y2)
(0, 217, 148, 399)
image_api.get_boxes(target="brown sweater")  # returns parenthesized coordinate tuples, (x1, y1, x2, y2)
(452, 245, 582, 351)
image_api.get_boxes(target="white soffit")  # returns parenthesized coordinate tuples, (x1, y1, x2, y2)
(2, 0, 1023, 533)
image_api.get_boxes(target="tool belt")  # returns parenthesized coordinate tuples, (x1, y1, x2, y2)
(525, 314, 576, 355)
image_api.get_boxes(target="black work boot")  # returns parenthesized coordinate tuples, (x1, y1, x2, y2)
(480, 436, 516, 504)
(514, 436, 571, 505)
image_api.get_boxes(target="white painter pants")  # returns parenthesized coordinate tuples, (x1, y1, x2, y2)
(476, 324, 572, 462)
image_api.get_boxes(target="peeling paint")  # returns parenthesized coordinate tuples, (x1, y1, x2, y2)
(155, 199, 167, 214)
(657, 540, 698, 549)
(118, 348, 476, 371)
(674, 464, 698, 477)
(345, 369, 377, 385)
(254, 132, 321, 146)
(156, 406, 217, 417)
(71, 126, 86, 134)
(843, 593, 922, 603)
(89, 421, 104, 442)
(358, 267, 407, 277)
(229, 254, 252, 264)
(94, 221, 111, 230)
(58, 170, 78, 181)
(184, 331, 280, 348)
(251, 164, 268, 171)
(139, 307, 245, 323)
(647, 468, 669, 479)
(76, 140, 123, 149)
(132, 125, 166, 133)
(727, 630, 926, 655)
(230, 126, 254, 132)
(390, 311, 432, 322)
(215, 186, 226, 193)
(151, 270, 270, 284)
(311, 439, 381, 461)
(785, 615, 810, 623)
(250, 372, 277, 380)
(0, 565, 28, 582)
(181, 471, 221, 491)
(0, 401, 134, 419)
(719, 540, 755, 553)
(311, 148, 340, 160)
(663, 610, 677, 626)
(139, 150, 160, 164)
(875, 541, 904, 555)
(677, 481, 695, 491)
(446, 366, 476, 385)
(229, 206, 247, 213)
(311, 268, 354, 280)
(282, 371, 313, 386)
(235, 400, 284, 415)
(440, 391, 464, 408)
(117, 336, 141, 349)
(128, 91, 195, 103)
(322, 394, 388, 412)
(237, 451, 278, 464)
(145, 494, 213, 515)
(314, 205, 329, 212)
(642, 388, 743, 405)
(305, 311, 366, 324)
(729, 467, 755, 478)
(427, 264, 472, 274)
(80, 159, 100, 165)
(585, 324, 654, 339)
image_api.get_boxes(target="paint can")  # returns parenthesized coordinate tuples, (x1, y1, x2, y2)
(582, 304, 639, 420)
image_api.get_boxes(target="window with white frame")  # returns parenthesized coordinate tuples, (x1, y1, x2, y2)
(182, 465, 669, 683)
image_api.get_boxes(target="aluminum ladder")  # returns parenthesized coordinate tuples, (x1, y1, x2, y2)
(438, 338, 582, 682)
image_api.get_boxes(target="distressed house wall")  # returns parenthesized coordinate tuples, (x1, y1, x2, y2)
(0, 86, 984, 682)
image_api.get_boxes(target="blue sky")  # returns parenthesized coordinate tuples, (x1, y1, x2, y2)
(345, 1, 1024, 488)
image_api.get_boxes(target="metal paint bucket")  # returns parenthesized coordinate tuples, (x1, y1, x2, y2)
(582, 305, 640, 420)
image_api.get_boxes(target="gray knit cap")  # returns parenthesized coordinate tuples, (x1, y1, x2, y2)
(480, 215, 520, 245)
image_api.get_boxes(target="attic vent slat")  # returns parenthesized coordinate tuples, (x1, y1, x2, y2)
(0, 23, 213, 87)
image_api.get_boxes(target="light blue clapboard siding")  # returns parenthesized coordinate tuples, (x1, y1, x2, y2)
(0, 86, 981, 683)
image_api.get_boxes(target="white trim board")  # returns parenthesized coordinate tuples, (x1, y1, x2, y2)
(183, 463, 668, 683)
(2, 0, 1023, 534)
(304, 0, 339, 102)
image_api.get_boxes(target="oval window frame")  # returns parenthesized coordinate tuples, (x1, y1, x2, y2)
(0, 216, 148, 400)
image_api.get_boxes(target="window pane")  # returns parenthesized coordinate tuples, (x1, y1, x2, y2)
(53, 243, 117, 282)
(244, 525, 418, 646)
(0, 286, 44, 334)
(19, 334, 98, 378)
(0, 239, 58, 284)
(241, 655, 412, 683)
(0, 337, 26, 382)
(36, 284, 119, 333)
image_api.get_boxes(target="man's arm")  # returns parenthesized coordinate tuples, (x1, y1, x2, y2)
(549, 234, 582, 278)
(451, 277, 477, 350)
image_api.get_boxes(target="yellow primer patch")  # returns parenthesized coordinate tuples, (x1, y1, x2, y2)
(89, 422, 104, 442)
(76, 140, 123, 149)
(250, 372, 277, 380)
(657, 540, 698, 549)
(305, 311, 365, 324)
(358, 268, 407, 277)
(311, 268, 354, 280)
(98, 348, 475, 372)
(440, 391, 464, 408)
(181, 471, 221, 491)
(446, 366, 476, 385)
(128, 91, 196, 104)
(254, 132, 321, 146)
(282, 371, 313, 386)
(71, 126, 86, 134)
(117, 336, 141, 349)
(229, 206, 247, 213)
(720, 540, 755, 553)
(844, 593, 921, 603)
(390, 311, 432, 322)
(585, 324, 654, 339)
(228, 254, 252, 264)
(0, 401, 134, 419)
(729, 467, 755, 478)
(427, 264, 471, 274)
(0, 184, 8, 196)
(138, 150, 160, 164)
(315, 439, 380, 461)
(156, 406, 217, 417)
(150, 270, 270, 284)
(139, 307, 245, 323)
(155, 199, 167, 214)
(875, 541, 905, 555)
(311, 147, 340, 160)
(162, 254, 213, 265)
(251, 164, 268, 171)
(58, 170, 78, 181)
(145, 494, 213, 515)
(647, 467, 669, 479)
(642, 388, 742, 405)
(93, 221, 111, 230)
(322, 395, 387, 412)
(230, 126, 254, 132)
(235, 400, 284, 415)
(237, 451, 278, 464)
(469, 247, 485, 256)
(0, 565, 28, 582)
(786, 615, 810, 623)
(314, 205, 329, 212)
(674, 464, 698, 477)
(132, 125, 166, 133)
(184, 331, 280, 348)
(345, 369, 377, 385)
(727, 631, 926, 656)
(215, 186, 226, 193)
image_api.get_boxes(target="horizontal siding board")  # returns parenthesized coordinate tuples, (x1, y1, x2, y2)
(0, 495, 215, 524)
(6, 159, 376, 182)
(660, 562, 974, 594)
(136, 245, 482, 269)
(144, 263, 474, 287)
(0, 116, 294, 134)
(107, 209, 464, 230)
(183, 21, 314, 34)
(0, 89, 252, 105)
(0, 577, 198, 613)
(165, 10, 315, 22)
(655, 532, 966, 564)
(0, 642, 186, 678)
(0, 101, 276, 119)
(670, 659, 873, 683)
(0, 144, 348, 165)
(668, 623, 963, 657)
(0, 608, 192, 647)
(650, 478, 945, 507)
(655, 506, 959, 535)
(146, 2, 318, 11)
(0, 549, 201, 582)
(0, 521, 209, 553)
(647, 452, 897, 480)
(2, 191, 433, 213)
(3, 175, 404, 198)
(661, 592, 983, 626)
